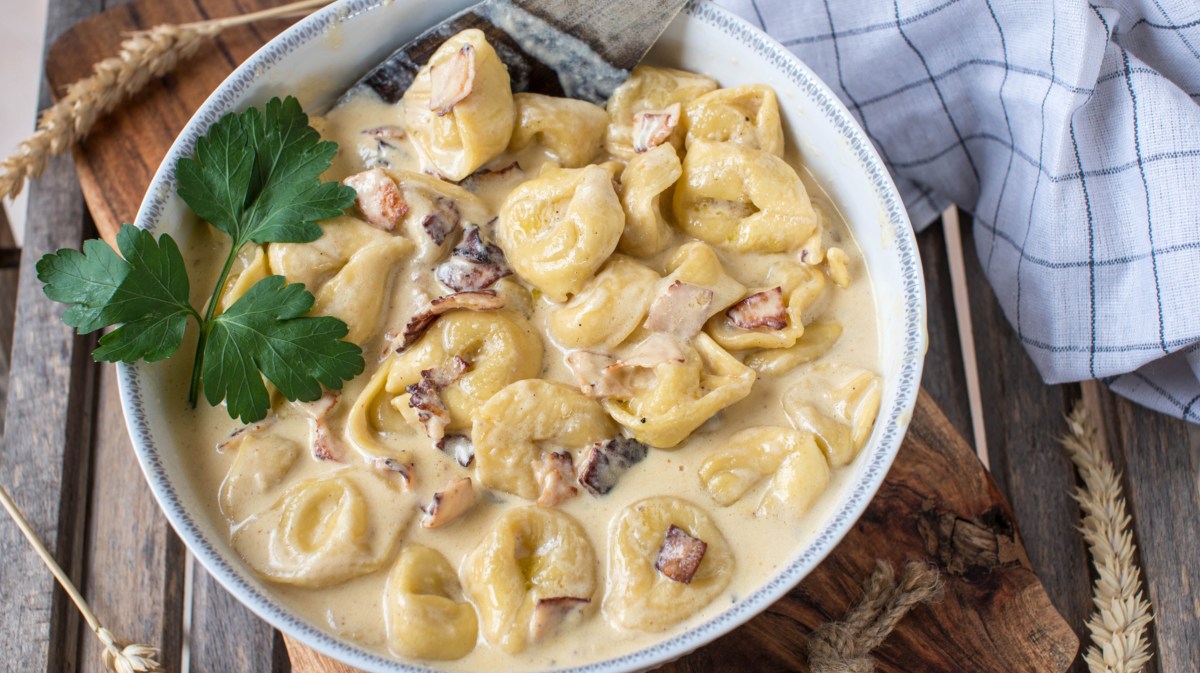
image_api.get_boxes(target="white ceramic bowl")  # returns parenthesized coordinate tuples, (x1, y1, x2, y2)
(121, 1, 926, 671)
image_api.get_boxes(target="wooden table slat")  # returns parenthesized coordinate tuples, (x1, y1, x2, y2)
(189, 568, 292, 673)
(960, 219, 1099, 673)
(78, 366, 187, 673)
(916, 221, 975, 445)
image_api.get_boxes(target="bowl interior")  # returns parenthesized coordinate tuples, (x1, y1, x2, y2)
(121, 2, 925, 672)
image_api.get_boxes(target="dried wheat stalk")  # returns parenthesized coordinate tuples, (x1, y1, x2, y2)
(1061, 402, 1154, 673)
(0, 483, 162, 672)
(0, 0, 332, 201)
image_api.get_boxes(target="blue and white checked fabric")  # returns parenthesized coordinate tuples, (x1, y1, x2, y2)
(714, 0, 1200, 423)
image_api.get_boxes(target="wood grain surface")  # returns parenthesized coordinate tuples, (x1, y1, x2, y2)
(5, 0, 1188, 672)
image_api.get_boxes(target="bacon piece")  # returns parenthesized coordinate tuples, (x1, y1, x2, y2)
(533, 452, 578, 507)
(399, 290, 507, 351)
(565, 351, 630, 399)
(297, 392, 342, 461)
(530, 597, 590, 642)
(421, 196, 460, 246)
(435, 225, 512, 292)
(631, 103, 681, 153)
(726, 287, 788, 330)
(644, 281, 714, 340)
(577, 436, 649, 495)
(459, 161, 524, 191)
(420, 477, 476, 528)
(215, 418, 275, 453)
(429, 44, 476, 116)
(655, 525, 708, 584)
(371, 457, 414, 488)
(342, 168, 408, 231)
(405, 356, 470, 440)
(436, 434, 475, 467)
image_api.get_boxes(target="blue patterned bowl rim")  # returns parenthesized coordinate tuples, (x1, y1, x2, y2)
(118, 1, 927, 671)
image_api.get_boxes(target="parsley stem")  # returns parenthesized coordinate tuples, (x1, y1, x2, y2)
(187, 240, 243, 408)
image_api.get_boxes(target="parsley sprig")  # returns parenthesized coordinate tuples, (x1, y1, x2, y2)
(37, 97, 364, 423)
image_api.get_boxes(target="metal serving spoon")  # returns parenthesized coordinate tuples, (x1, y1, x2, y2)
(337, 0, 691, 107)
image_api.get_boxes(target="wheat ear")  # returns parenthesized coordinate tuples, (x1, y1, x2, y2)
(0, 483, 162, 673)
(1061, 402, 1154, 673)
(0, 0, 332, 202)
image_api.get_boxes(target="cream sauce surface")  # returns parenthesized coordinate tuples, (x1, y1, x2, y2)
(168, 76, 879, 671)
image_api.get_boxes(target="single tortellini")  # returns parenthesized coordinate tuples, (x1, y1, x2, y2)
(705, 261, 827, 351)
(462, 507, 597, 653)
(346, 359, 414, 459)
(267, 216, 394, 289)
(496, 164, 625, 301)
(385, 545, 478, 660)
(673, 141, 818, 253)
(605, 65, 718, 159)
(509, 93, 609, 167)
(312, 237, 413, 345)
(683, 84, 784, 156)
(474, 379, 617, 499)
(604, 497, 733, 632)
(265, 216, 412, 344)
(351, 310, 542, 445)
(403, 29, 515, 181)
(698, 427, 829, 517)
(218, 428, 301, 523)
(602, 333, 755, 448)
(782, 362, 882, 467)
(662, 241, 747, 319)
(745, 319, 843, 376)
(617, 143, 681, 257)
(233, 469, 412, 588)
(549, 255, 660, 351)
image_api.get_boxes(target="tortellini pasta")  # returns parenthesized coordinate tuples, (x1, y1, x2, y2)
(549, 255, 660, 351)
(673, 141, 819, 253)
(783, 362, 882, 467)
(218, 428, 301, 523)
(348, 310, 543, 448)
(683, 84, 784, 155)
(602, 333, 755, 448)
(385, 545, 478, 660)
(705, 261, 827, 351)
(605, 65, 718, 159)
(267, 216, 413, 344)
(462, 507, 597, 653)
(698, 426, 829, 517)
(509, 93, 609, 167)
(744, 319, 843, 376)
(233, 469, 412, 588)
(473, 379, 617, 499)
(603, 497, 733, 632)
(496, 164, 625, 301)
(661, 241, 747, 320)
(617, 143, 681, 257)
(403, 29, 515, 180)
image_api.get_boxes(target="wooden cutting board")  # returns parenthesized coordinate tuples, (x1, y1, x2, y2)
(45, 2, 1079, 671)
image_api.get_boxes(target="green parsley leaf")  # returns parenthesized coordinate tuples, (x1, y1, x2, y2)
(176, 96, 356, 248)
(37, 224, 195, 362)
(202, 275, 364, 423)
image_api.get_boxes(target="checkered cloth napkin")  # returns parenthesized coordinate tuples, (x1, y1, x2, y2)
(714, 0, 1200, 423)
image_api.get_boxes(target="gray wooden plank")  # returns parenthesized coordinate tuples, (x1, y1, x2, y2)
(1087, 385, 1200, 672)
(0, 2, 104, 671)
(77, 364, 187, 673)
(0, 204, 16, 440)
(915, 222, 974, 445)
(959, 217, 1094, 673)
(189, 567, 292, 673)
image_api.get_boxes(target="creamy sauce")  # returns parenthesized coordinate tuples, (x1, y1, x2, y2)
(168, 62, 879, 671)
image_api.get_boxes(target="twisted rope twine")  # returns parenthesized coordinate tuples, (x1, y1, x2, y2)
(808, 560, 943, 673)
